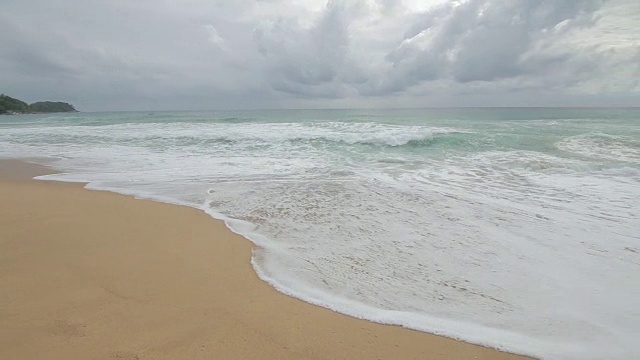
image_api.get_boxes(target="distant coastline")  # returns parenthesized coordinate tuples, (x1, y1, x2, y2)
(0, 94, 77, 114)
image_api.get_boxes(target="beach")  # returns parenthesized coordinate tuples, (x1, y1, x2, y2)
(0, 159, 531, 359)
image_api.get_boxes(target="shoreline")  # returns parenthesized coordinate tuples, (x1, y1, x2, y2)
(0, 158, 533, 359)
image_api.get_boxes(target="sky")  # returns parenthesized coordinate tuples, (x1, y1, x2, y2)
(1, 0, 638, 111)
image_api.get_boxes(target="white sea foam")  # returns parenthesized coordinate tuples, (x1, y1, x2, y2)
(557, 133, 640, 163)
(1, 111, 639, 359)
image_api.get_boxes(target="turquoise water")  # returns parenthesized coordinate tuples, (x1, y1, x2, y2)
(1, 108, 639, 359)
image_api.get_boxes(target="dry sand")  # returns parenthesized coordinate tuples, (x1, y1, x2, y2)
(0, 159, 533, 360)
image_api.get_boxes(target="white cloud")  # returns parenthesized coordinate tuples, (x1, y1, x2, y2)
(205, 25, 225, 46)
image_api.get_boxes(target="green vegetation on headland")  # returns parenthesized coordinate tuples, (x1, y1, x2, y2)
(0, 94, 77, 114)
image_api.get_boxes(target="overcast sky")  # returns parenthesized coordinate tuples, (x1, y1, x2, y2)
(1, 0, 638, 111)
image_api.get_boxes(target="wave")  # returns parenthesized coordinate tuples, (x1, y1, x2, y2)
(556, 133, 640, 163)
(2, 121, 473, 150)
(144, 127, 474, 150)
(215, 117, 256, 123)
(272, 131, 468, 148)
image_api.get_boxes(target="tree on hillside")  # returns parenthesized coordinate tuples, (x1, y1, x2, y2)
(1, 94, 77, 114)
(0, 94, 30, 114)
(29, 101, 77, 113)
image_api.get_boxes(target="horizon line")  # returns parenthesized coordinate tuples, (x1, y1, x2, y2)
(76, 106, 640, 113)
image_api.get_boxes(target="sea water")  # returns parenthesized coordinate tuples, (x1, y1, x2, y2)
(1, 108, 638, 359)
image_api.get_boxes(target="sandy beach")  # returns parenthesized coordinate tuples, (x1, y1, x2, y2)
(0, 159, 532, 360)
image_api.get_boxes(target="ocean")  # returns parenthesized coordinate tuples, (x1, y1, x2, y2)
(1, 108, 638, 359)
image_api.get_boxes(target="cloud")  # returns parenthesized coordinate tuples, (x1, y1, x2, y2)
(352, 0, 611, 94)
(252, 0, 360, 97)
(204, 24, 229, 52)
(0, 0, 637, 110)
(250, 0, 637, 102)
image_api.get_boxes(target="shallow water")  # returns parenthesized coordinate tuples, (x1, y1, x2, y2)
(1, 108, 639, 359)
